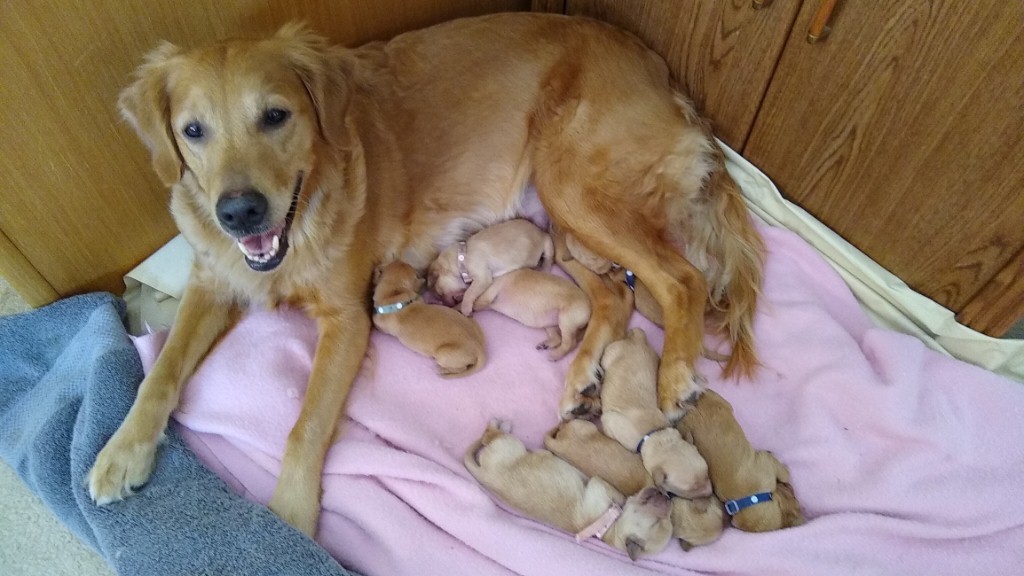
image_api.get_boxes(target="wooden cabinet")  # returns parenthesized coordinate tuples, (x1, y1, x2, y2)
(563, 0, 1024, 336)
(0, 0, 529, 307)
(744, 0, 1024, 335)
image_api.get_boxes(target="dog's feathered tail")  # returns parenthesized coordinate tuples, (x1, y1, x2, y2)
(665, 96, 765, 379)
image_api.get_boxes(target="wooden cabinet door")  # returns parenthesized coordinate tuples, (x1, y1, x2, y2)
(565, 0, 803, 150)
(744, 0, 1024, 335)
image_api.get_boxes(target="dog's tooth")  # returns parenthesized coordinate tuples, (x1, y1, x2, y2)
(238, 242, 249, 256)
(272, 235, 280, 253)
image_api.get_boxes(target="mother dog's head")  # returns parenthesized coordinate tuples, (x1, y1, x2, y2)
(119, 23, 348, 272)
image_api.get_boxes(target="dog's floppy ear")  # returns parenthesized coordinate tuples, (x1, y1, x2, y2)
(275, 21, 350, 147)
(119, 42, 184, 187)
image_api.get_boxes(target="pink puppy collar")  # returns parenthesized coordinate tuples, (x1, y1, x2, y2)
(575, 503, 622, 543)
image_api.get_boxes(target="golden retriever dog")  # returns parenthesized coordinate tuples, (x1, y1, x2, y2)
(471, 268, 590, 360)
(465, 421, 674, 560)
(88, 12, 763, 535)
(545, 419, 724, 550)
(677, 389, 804, 532)
(372, 261, 486, 377)
(428, 218, 553, 315)
(600, 328, 711, 499)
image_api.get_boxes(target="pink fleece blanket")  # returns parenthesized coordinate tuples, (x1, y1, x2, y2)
(134, 224, 1024, 576)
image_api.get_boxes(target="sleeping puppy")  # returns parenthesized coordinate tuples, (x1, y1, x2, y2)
(372, 261, 486, 377)
(428, 219, 553, 316)
(546, 419, 724, 550)
(465, 421, 673, 561)
(677, 389, 805, 532)
(600, 328, 711, 499)
(471, 268, 590, 360)
(545, 419, 649, 496)
(564, 233, 663, 327)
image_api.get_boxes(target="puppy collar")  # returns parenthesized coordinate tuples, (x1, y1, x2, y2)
(456, 242, 473, 285)
(724, 492, 773, 516)
(575, 503, 622, 543)
(635, 427, 669, 455)
(624, 269, 636, 292)
(374, 295, 419, 315)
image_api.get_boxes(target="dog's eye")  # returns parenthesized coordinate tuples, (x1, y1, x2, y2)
(182, 122, 204, 140)
(262, 108, 290, 128)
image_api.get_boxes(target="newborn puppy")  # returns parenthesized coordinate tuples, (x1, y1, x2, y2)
(545, 419, 649, 496)
(473, 269, 590, 361)
(677, 389, 805, 532)
(465, 421, 673, 561)
(372, 261, 486, 377)
(429, 219, 553, 316)
(546, 419, 724, 550)
(600, 328, 711, 499)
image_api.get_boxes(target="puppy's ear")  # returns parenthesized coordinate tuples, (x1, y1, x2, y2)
(119, 42, 184, 186)
(372, 265, 385, 284)
(625, 537, 644, 561)
(275, 21, 350, 146)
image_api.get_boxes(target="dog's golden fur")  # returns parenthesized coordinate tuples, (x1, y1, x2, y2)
(88, 13, 764, 534)
(677, 390, 804, 532)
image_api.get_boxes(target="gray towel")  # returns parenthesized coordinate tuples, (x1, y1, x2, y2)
(0, 292, 354, 576)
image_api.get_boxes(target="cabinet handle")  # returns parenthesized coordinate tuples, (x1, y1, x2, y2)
(807, 0, 838, 43)
(752, 0, 773, 9)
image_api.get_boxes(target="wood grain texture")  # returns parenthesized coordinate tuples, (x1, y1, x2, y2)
(0, 0, 529, 304)
(566, 0, 802, 149)
(957, 248, 1024, 336)
(744, 0, 1024, 329)
(0, 227, 59, 307)
(531, 0, 566, 13)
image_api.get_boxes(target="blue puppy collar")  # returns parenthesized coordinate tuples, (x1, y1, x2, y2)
(374, 296, 419, 315)
(724, 492, 773, 516)
(624, 270, 636, 292)
(634, 427, 668, 454)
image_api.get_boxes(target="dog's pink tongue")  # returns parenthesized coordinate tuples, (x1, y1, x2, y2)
(241, 232, 273, 254)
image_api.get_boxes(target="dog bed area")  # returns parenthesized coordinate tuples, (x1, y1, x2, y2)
(121, 148, 1024, 575)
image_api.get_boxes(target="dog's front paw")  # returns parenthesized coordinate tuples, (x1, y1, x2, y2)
(559, 361, 603, 420)
(87, 430, 160, 505)
(269, 484, 321, 538)
(657, 360, 704, 422)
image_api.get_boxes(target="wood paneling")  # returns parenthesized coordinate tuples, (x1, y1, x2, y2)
(0, 227, 58, 307)
(566, 0, 802, 149)
(957, 248, 1024, 336)
(0, 0, 529, 305)
(531, 0, 566, 13)
(744, 0, 1024, 331)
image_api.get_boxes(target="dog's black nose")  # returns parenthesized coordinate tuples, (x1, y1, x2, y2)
(216, 190, 268, 233)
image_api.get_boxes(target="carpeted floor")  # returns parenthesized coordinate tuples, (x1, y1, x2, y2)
(0, 278, 114, 576)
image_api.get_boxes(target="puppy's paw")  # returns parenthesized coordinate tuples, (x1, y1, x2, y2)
(87, 430, 160, 505)
(269, 484, 320, 538)
(657, 362, 705, 422)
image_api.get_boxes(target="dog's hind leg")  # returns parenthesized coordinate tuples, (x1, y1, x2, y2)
(546, 201, 708, 422)
(551, 228, 634, 419)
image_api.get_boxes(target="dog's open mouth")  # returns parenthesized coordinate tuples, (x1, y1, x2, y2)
(237, 175, 302, 272)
